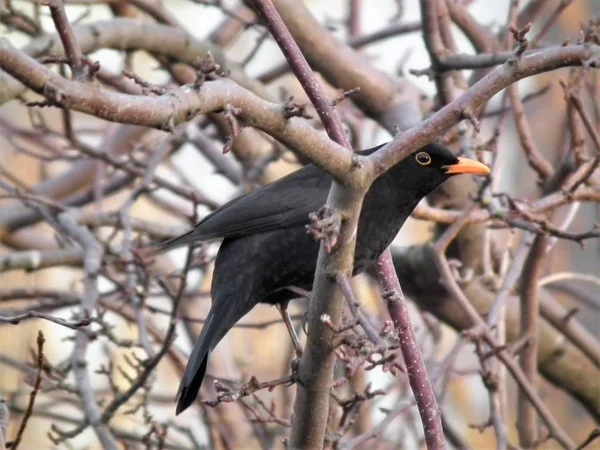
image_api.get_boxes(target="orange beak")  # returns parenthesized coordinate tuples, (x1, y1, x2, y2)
(443, 157, 491, 176)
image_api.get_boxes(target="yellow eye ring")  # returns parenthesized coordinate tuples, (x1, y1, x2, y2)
(415, 152, 431, 166)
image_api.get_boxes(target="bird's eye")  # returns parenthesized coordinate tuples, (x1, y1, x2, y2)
(415, 152, 431, 166)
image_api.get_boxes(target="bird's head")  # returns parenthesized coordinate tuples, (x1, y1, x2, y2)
(407, 143, 490, 176)
(387, 143, 490, 197)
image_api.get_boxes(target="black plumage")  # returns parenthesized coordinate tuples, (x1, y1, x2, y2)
(155, 143, 490, 415)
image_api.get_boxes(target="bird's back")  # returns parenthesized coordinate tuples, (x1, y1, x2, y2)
(213, 168, 430, 305)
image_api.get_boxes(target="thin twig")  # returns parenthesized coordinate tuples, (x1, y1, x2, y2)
(11, 330, 45, 450)
(336, 274, 387, 348)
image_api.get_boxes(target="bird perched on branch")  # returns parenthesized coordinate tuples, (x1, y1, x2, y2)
(154, 143, 490, 415)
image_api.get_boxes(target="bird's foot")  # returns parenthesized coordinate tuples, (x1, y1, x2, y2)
(306, 205, 342, 253)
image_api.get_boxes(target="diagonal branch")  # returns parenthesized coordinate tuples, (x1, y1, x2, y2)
(370, 45, 600, 175)
(377, 250, 446, 450)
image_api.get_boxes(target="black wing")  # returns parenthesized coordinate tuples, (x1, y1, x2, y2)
(155, 164, 331, 251)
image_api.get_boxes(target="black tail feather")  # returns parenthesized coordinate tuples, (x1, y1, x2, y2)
(175, 353, 209, 415)
(175, 300, 239, 415)
(153, 228, 201, 254)
(175, 312, 219, 415)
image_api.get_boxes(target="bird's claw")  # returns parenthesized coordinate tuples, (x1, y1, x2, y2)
(307, 205, 342, 253)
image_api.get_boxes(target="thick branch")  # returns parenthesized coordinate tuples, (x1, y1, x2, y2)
(371, 44, 600, 175)
(247, 1, 369, 447)
(0, 38, 353, 181)
(518, 235, 549, 448)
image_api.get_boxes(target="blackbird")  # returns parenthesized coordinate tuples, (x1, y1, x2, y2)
(156, 143, 490, 415)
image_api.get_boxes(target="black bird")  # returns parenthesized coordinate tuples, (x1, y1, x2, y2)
(156, 143, 490, 415)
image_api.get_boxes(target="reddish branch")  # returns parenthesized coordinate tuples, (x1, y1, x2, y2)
(377, 251, 445, 450)
(248, 0, 351, 150)
(370, 43, 600, 174)
(41, 0, 96, 81)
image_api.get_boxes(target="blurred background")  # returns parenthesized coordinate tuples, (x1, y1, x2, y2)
(0, 0, 599, 449)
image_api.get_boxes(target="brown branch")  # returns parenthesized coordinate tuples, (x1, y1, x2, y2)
(0, 38, 354, 181)
(517, 235, 549, 447)
(419, 0, 454, 104)
(4, 34, 600, 189)
(336, 274, 387, 349)
(393, 243, 600, 420)
(249, 0, 352, 150)
(446, 0, 498, 54)
(258, 21, 423, 83)
(267, 0, 425, 132)
(0, 310, 91, 329)
(0, 248, 83, 272)
(202, 375, 294, 407)
(371, 44, 600, 175)
(568, 93, 600, 154)
(508, 83, 555, 181)
(530, 0, 576, 48)
(208, 4, 257, 46)
(348, 21, 421, 47)
(488, 234, 535, 328)
(575, 427, 600, 450)
(41, 0, 92, 81)
(10, 330, 45, 450)
(100, 248, 193, 425)
(539, 293, 600, 367)
(339, 336, 467, 450)
(0, 18, 270, 104)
